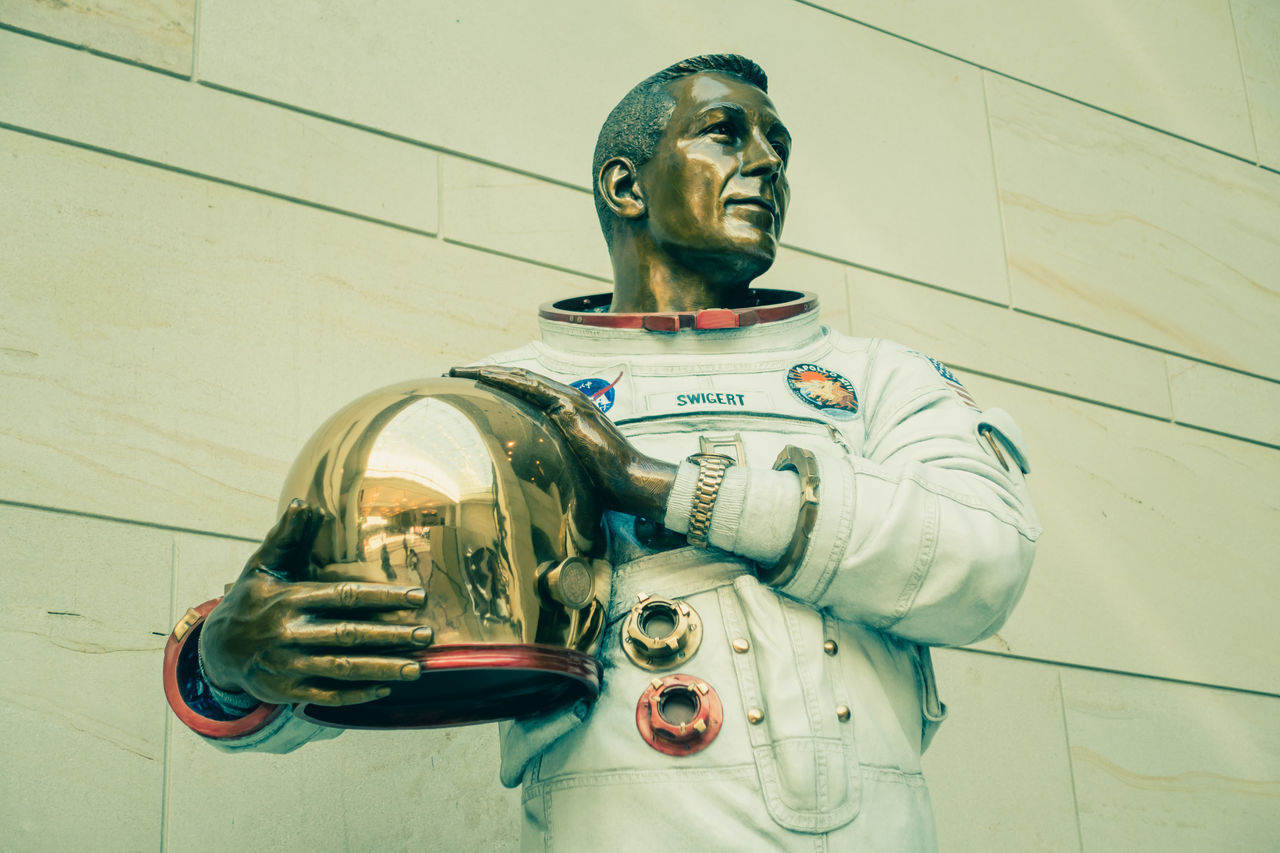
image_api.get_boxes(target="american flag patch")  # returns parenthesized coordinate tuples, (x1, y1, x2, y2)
(924, 355, 979, 409)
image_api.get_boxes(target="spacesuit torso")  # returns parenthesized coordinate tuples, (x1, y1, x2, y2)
(483, 292, 1039, 851)
(169, 291, 1040, 853)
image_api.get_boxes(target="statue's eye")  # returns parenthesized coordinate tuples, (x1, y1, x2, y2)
(706, 123, 734, 138)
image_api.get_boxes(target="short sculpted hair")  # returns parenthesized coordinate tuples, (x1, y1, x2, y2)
(592, 54, 769, 243)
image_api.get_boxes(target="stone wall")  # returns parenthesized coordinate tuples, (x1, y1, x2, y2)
(1, 2, 1277, 849)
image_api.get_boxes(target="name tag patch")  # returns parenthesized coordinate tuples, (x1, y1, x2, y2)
(646, 391, 770, 411)
(786, 363, 859, 419)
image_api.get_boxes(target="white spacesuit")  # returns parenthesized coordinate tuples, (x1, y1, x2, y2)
(167, 290, 1040, 852)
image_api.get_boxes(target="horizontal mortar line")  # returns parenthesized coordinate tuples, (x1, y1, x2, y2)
(1009, 307, 1280, 387)
(791, 0, 1262, 168)
(5, 31, 1273, 383)
(950, 366, 1175, 422)
(440, 238, 613, 283)
(0, 498, 260, 544)
(448, 231, 1280, 401)
(787, 245, 1013, 309)
(194, 42, 1279, 197)
(195, 72, 1274, 215)
(955, 365, 1280, 449)
(0, 121, 438, 239)
(952, 646, 1280, 701)
(793, 244, 1280, 388)
(1169, 420, 1280, 452)
(7, 15, 1269, 180)
(194, 79, 595, 196)
(0, 21, 189, 80)
(7, 111, 1270, 397)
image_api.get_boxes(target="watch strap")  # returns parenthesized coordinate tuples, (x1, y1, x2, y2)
(685, 452, 735, 547)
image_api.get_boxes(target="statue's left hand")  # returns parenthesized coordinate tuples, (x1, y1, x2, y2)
(450, 365, 676, 519)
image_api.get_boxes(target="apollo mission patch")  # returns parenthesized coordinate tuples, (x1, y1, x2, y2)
(786, 363, 858, 419)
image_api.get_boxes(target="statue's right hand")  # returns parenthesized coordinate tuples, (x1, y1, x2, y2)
(199, 500, 433, 707)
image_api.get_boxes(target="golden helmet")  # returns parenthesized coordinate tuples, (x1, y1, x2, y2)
(279, 377, 609, 728)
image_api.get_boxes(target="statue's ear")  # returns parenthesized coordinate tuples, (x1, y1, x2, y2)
(598, 157, 645, 221)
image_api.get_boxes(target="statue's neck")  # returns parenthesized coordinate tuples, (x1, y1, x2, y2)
(607, 236, 754, 313)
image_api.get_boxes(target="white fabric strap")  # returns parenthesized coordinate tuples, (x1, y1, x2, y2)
(663, 463, 800, 564)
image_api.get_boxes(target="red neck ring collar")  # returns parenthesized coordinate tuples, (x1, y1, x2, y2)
(538, 289, 817, 333)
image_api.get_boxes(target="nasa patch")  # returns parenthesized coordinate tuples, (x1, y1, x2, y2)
(786, 363, 859, 419)
(570, 373, 622, 414)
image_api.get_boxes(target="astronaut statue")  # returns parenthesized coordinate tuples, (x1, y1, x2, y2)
(163, 54, 1040, 850)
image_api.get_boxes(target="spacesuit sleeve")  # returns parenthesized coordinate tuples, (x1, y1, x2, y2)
(162, 600, 341, 753)
(685, 339, 1040, 646)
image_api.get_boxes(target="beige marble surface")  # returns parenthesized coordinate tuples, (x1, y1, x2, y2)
(1167, 357, 1280, 447)
(960, 375, 1280, 695)
(988, 73, 1280, 379)
(922, 651, 1082, 852)
(811, 0, 1257, 160)
(0, 0, 193, 74)
(849, 267, 1174, 419)
(443, 156, 609, 279)
(776, 22, 1009, 304)
(0, 31, 439, 234)
(0, 505, 171, 851)
(195, 0, 1011, 303)
(754, 248, 852, 334)
(1233, 0, 1280, 170)
(164, 532, 522, 852)
(1061, 669, 1280, 851)
(0, 128, 592, 540)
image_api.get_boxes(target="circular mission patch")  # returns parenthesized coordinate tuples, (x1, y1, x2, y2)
(786, 363, 858, 419)
(570, 376, 618, 414)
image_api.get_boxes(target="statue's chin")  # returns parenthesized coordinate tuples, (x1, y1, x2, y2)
(672, 238, 778, 289)
(721, 243, 777, 287)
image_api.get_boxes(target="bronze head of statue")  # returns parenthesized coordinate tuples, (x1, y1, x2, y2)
(591, 54, 792, 313)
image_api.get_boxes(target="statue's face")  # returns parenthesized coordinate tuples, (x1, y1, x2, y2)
(639, 72, 791, 273)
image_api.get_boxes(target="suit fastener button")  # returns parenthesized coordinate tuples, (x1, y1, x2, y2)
(835, 704, 851, 722)
(731, 638, 750, 653)
(747, 707, 765, 725)
(823, 640, 838, 656)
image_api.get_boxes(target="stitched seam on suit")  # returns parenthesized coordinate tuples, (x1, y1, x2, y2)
(529, 348, 835, 377)
(607, 577, 740, 625)
(822, 611, 861, 811)
(870, 386, 948, 444)
(859, 764, 930, 786)
(883, 491, 941, 630)
(522, 763, 759, 800)
(795, 449, 855, 605)
(849, 458, 1034, 537)
(782, 600, 824, 804)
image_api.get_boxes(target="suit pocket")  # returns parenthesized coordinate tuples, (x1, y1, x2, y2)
(718, 578, 862, 833)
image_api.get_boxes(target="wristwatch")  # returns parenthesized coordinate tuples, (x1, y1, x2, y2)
(685, 452, 736, 547)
